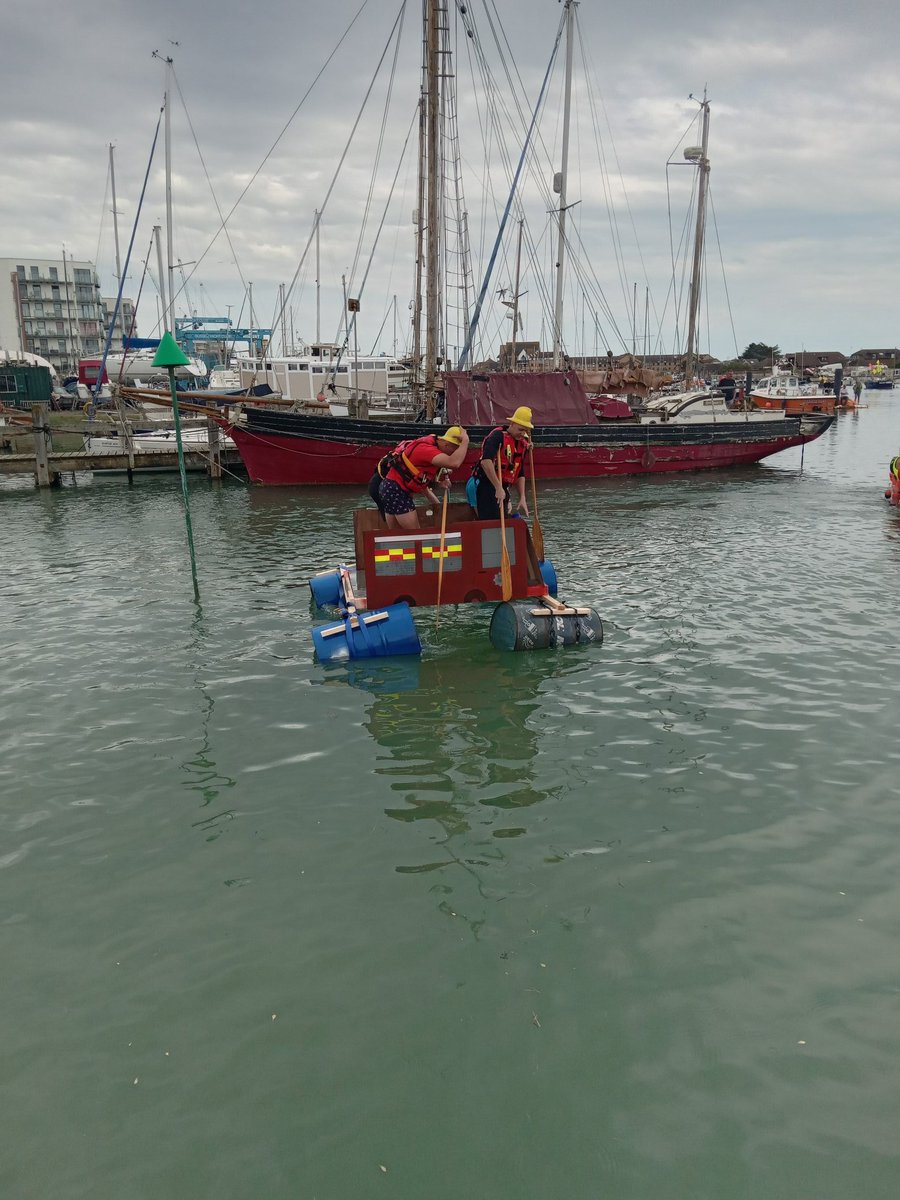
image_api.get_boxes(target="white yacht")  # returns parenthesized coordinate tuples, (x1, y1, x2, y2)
(81, 349, 209, 389)
(641, 388, 787, 424)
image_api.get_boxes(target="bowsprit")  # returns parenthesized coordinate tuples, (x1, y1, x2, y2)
(309, 504, 602, 661)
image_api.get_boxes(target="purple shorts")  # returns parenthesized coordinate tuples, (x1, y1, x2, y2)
(379, 478, 416, 515)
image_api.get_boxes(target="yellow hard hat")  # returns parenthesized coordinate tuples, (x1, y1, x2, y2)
(506, 406, 534, 431)
(441, 425, 464, 446)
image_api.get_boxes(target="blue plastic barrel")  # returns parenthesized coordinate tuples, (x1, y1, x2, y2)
(309, 568, 343, 608)
(539, 558, 558, 596)
(312, 602, 421, 662)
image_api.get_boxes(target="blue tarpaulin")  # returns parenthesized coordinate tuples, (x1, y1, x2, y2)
(123, 337, 161, 350)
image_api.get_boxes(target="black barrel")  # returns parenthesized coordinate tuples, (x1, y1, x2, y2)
(489, 600, 604, 652)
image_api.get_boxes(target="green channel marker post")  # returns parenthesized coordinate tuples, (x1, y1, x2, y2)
(152, 332, 200, 601)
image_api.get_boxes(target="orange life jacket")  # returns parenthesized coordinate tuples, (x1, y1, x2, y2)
(477, 429, 527, 485)
(379, 435, 440, 492)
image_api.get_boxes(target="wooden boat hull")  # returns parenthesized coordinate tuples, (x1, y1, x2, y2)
(750, 393, 836, 416)
(223, 410, 834, 486)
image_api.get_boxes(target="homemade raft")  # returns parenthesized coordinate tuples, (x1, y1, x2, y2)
(309, 504, 602, 660)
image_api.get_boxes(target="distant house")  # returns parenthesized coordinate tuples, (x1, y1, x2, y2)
(782, 350, 847, 369)
(847, 348, 900, 370)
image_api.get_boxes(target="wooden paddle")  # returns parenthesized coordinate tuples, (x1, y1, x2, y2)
(435, 482, 449, 626)
(497, 451, 513, 601)
(527, 442, 544, 562)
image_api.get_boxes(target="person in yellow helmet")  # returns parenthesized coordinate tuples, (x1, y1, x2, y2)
(468, 406, 533, 520)
(885, 451, 900, 506)
(367, 426, 469, 528)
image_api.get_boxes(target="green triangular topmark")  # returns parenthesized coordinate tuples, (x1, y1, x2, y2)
(152, 331, 191, 368)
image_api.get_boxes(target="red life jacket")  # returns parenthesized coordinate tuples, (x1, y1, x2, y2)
(380, 435, 440, 492)
(478, 429, 527, 485)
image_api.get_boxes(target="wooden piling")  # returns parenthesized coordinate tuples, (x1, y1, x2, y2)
(207, 417, 222, 480)
(31, 404, 59, 488)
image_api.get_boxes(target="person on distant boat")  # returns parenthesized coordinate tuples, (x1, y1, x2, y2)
(718, 373, 736, 407)
(468, 406, 533, 520)
(368, 426, 469, 528)
(885, 453, 900, 506)
(853, 378, 863, 403)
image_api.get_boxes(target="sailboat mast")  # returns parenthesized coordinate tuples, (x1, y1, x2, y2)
(61, 246, 75, 373)
(511, 217, 524, 369)
(683, 93, 710, 389)
(153, 225, 168, 337)
(109, 144, 122, 286)
(552, 0, 575, 370)
(424, 0, 441, 418)
(163, 56, 176, 336)
(315, 209, 321, 344)
(248, 281, 255, 361)
(411, 91, 426, 402)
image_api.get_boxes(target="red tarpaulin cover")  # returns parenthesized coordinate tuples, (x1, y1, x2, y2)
(444, 370, 599, 427)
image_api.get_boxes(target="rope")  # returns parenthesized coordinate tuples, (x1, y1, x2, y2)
(232, 426, 374, 459)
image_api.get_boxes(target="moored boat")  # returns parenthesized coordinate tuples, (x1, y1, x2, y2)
(749, 372, 841, 415)
(222, 400, 834, 486)
(84, 425, 236, 454)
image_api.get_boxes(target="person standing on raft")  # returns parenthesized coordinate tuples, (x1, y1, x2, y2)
(469, 406, 533, 520)
(368, 426, 469, 528)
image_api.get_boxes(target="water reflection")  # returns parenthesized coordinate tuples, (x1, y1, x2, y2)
(180, 608, 238, 844)
(325, 636, 593, 872)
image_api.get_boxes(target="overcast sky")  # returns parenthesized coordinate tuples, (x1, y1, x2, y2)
(4, 0, 899, 363)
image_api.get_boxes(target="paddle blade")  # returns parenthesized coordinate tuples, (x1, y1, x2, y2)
(435, 488, 449, 625)
(528, 442, 544, 561)
(500, 540, 513, 601)
(531, 517, 545, 563)
(497, 450, 513, 601)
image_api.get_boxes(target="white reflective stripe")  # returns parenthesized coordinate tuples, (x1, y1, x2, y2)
(374, 532, 461, 544)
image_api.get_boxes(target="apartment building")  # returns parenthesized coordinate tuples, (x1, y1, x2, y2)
(0, 257, 136, 376)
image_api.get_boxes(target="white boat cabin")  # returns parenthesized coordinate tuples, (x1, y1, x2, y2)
(237, 343, 411, 406)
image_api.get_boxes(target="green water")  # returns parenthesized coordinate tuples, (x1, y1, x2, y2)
(2, 405, 900, 1198)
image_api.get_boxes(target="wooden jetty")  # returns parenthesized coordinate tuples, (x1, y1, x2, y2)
(0, 404, 242, 486)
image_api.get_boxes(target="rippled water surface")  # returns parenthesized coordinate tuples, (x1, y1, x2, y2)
(3, 405, 900, 1198)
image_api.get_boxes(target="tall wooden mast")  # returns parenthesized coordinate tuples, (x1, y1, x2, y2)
(552, 0, 575, 370)
(683, 92, 710, 390)
(423, 0, 441, 417)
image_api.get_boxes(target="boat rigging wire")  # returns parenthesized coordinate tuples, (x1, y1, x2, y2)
(707, 190, 740, 360)
(457, 14, 565, 368)
(327, 107, 418, 371)
(91, 105, 164, 407)
(93, 156, 112, 275)
(573, 10, 658, 350)
(460, 0, 559, 353)
(171, 70, 250, 308)
(344, 0, 409, 302)
(268, 3, 410, 383)
(173, 0, 374, 296)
